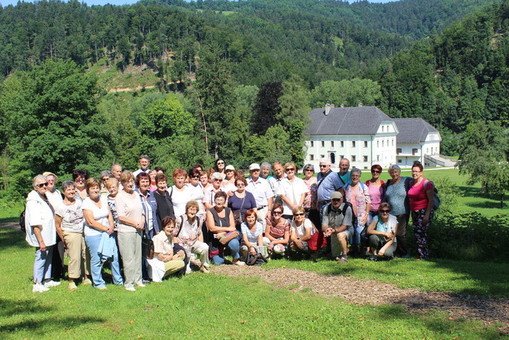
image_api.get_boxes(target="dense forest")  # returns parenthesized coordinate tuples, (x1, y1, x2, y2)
(0, 0, 507, 197)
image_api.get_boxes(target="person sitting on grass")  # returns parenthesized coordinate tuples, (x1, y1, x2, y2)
(149, 216, 186, 282)
(289, 206, 315, 254)
(263, 203, 290, 256)
(175, 200, 210, 274)
(322, 191, 353, 263)
(240, 209, 264, 261)
(366, 203, 398, 261)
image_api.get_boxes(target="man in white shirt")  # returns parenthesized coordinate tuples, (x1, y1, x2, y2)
(246, 163, 274, 226)
(133, 155, 150, 178)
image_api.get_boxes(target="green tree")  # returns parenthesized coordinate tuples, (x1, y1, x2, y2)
(311, 78, 382, 108)
(458, 121, 509, 206)
(0, 59, 108, 194)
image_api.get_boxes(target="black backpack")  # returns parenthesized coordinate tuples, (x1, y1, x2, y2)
(325, 201, 357, 226)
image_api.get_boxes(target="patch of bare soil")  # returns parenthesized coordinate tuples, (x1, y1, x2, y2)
(212, 266, 509, 333)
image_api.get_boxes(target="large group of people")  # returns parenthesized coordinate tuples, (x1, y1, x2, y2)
(25, 155, 435, 293)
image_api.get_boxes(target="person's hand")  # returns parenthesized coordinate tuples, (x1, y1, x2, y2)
(422, 215, 430, 226)
(106, 226, 114, 235)
(361, 215, 368, 225)
(39, 242, 47, 252)
(268, 242, 274, 250)
(249, 246, 257, 255)
(175, 250, 185, 258)
(379, 250, 385, 256)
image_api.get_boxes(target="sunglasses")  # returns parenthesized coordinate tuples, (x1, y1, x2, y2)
(331, 198, 341, 201)
(304, 169, 313, 172)
(380, 210, 390, 213)
(217, 162, 224, 165)
(191, 176, 200, 179)
(273, 211, 283, 215)
(371, 170, 381, 173)
(285, 168, 295, 172)
(294, 213, 304, 216)
(319, 165, 327, 168)
(37, 182, 48, 188)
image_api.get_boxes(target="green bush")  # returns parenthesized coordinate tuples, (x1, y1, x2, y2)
(427, 213, 509, 262)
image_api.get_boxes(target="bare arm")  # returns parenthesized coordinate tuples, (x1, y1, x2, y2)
(32, 225, 46, 251)
(55, 214, 64, 245)
(83, 209, 111, 233)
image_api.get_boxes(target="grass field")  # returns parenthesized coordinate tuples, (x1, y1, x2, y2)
(0, 227, 506, 339)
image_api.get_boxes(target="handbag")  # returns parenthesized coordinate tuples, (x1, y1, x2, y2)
(233, 195, 246, 226)
(142, 232, 154, 259)
(219, 231, 239, 245)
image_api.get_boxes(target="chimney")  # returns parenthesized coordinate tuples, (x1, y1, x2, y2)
(325, 103, 334, 115)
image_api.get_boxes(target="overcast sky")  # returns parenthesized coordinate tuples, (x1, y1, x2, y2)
(1, 0, 398, 7)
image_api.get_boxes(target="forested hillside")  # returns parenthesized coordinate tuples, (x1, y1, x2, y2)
(0, 0, 507, 196)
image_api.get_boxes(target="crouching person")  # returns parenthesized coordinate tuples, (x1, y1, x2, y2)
(366, 203, 398, 261)
(25, 175, 60, 292)
(322, 192, 353, 263)
(264, 203, 290, 257)
(148, 217, 186, 282)
(175, 201, 210, 273)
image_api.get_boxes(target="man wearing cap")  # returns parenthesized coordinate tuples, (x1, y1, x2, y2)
(322, 191, 353, 263)
(133, 155, 151, 178)
(246, 163, 274, 226)
(316, 159, 343, 215)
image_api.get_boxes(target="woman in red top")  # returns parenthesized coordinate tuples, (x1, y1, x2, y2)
(407, 161, 434, 260)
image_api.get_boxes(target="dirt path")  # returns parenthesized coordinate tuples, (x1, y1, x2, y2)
(212, 266, 509, 333)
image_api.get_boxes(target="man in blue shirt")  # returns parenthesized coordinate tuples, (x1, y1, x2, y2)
(338, 158, 351, 186)
(316, 159, 343, 214)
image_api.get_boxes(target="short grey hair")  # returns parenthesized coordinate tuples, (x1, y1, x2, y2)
(32, 175, 46, 187)
(351, 167, 362, 177)
(303, 164, 314, 172)
(261, 162, 271, 169)
(100, 170, 112, 178)
(61, 180, 75, 191)
(389, 164, 401, 171)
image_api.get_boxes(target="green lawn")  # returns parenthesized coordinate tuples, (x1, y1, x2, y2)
(0, 228, 505, 339)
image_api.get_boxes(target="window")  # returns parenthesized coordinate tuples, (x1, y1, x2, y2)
(398, 159, 402, 163)
(340, 155, 344, 159)
(331, 141, 334, 147)
(382, 140, 384, 147)
(340, 141, 344, 147)
(382, 126, 384, 132)
(310, 154, 314, 161)
(320, 155, 325, 159)
(392, 139, 394, 146)
(363, 155, 368, 162)
(321, 141, 325, 147)
(377, 140, 379, 147)
(412, 148, 418, 155)
(330, 152, 336, 164)
(352, 141, 356, 147)
(397, 148, 402, 155)
(351, 155, 356, 162)
(364, 166, 368, 170)
(364, 141, 368, 148)
(310, 141, 314, 147)
(377, 155, 380, 161)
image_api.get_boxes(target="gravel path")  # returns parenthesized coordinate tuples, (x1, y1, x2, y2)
(212, 265, 509, 333)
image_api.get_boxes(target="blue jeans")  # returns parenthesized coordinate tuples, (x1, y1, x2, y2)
(212, 237, 241, 265)
(33, 246, 54, 283)
(85, 234, 123, 288)
(350, 221, 366, 246)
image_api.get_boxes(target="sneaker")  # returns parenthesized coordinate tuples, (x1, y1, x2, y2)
(367, 255, 377, 261)
(43, 280, 61, 288)
(337, 256, 348, 263)
(97, 286, 107, 291)
(68, 282, 78, 291)
(136, 282, 147, 288)
(125, 284, 136, 292)
(200, 266, 210, 273)
(82, 278, 92, 285)
(233, 260, 245, 266)
(33, 284, 49, 293)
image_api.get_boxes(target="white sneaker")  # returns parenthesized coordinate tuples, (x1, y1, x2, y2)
(33, 284, 49, 293)
(234, 260, 245, 266)
(43, 280, 61, 288)
(125, 284, 136, 292)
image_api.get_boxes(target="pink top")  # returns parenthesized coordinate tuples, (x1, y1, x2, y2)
(365, 180, 385, 212)
(408, 179, 433, 211)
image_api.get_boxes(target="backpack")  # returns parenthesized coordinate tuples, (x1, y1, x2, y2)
(425, 180, 441, 210)
(19, 208, 26, 233)
(325, 201, 357, 226)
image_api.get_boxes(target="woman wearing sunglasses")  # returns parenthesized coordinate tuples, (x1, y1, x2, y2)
(366, 202, 398, 261)
(263, 203, 290, 255)
(365, 164, 385, 225)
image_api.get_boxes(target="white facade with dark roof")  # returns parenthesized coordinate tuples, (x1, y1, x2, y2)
(305, 106, 399, 170)
(305, 106, 442, 169)
(393, 118, 441, 167)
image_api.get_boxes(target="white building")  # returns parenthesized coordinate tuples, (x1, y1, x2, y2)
(305, 106, 399, 170)
(304, 106, 442, 169)
(393, 118, 442, 167)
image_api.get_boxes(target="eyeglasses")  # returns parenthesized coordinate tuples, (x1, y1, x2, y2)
(236, 183, 245, 187)
(285, 168, 295, 172)
(294, 213, 304, 216)
(273, 211, 283, 215)
(217, 162, 224, 165)
(214, 179, 222, 182)
(304, 169, 313, 172)
(380, 210, 390, 213)
(331, 198, 341, 202)
(319, 165, 327, 168)
(37, 182, 48, 188)
(192, 176, 200, 179)
(371, 170, 381, 174)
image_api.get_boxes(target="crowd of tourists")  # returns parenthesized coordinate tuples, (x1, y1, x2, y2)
(25, 155, 435, 292)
